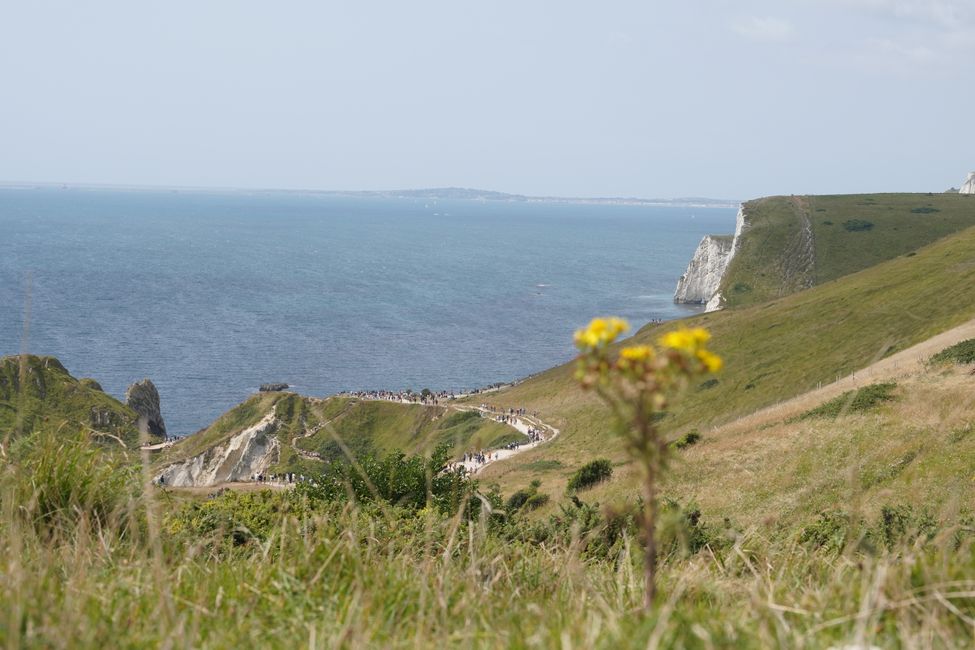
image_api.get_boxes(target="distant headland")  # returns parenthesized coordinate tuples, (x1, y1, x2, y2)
(0, 181, 739, 209)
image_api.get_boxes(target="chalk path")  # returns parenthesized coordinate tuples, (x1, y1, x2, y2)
(354, 397, 560, 475)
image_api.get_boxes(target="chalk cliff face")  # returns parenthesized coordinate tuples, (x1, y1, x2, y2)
(156, 410, 281, 487)
(674, 205, 747, 311)
(674, 235, 734, 304)
(125, 379, 166, 438)
(960, 172, 975, 195)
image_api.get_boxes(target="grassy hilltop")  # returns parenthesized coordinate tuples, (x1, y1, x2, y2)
(3, 192, 975, 648)
(721, 192, 975, 307)
(154, 392, 523, 478)
(0, 355, 142, 447)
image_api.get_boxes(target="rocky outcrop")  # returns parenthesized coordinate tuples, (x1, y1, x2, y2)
(125, 379, 166, 438)
(960, 172, 975, 195)
(260, 383, 290, 392)
(674, 235, 734, 305)
(155, 411, 281, 487)
(674, 204, 748, 311)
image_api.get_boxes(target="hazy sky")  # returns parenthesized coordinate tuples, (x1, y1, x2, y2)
(1, 0, 972, 199)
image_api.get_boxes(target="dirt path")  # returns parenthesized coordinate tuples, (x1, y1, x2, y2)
(352, 397, 561, 475)
(718, 316, 975, 433)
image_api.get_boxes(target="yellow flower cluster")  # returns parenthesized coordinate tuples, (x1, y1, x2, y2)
(658, 327, 722, 372)
(658, 327, 710, 351)
(619, 345, 654, 362)
(574, 317, 630, 349)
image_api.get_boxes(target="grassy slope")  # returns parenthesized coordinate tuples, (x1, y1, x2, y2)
(295, 401, 521, 461)
(0, 355, 140, 446)
(157, 393, 523, 474)
(474, 221, 975, 518)
(722, 193, 975, 308)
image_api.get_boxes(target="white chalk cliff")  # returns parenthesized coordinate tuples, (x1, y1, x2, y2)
(960, 172, 975, 195)
(674, 205, 747, 312)
(156, 410, 281, 487)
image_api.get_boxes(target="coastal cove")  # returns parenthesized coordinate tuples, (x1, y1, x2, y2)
(0, 187, 735, 435)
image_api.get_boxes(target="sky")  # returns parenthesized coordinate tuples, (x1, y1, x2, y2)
(1, 0, 973, 199)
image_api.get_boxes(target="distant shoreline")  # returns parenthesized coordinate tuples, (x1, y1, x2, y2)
(0, 181, 740, 209)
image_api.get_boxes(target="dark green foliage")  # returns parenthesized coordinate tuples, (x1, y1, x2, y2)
(930, 338, 975, 365)
(822, 220, 833, 225)
(799, 510, 856, 553)
(698, 378, 719, 391)
(911, 207, 940, 214)
(298, 443, 479, 515)
(797, 382, 897, 420)
(843, 219, 874, 232)
(670, 430, 701, 450)
(566, 459, 613, 492)
(506, 479, 548, 512)
(799, 505, 938, 554)
(659, 498, 734, 556)
(877, 505, 936, 551)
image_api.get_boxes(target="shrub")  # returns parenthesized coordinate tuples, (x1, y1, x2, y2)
(910, 207, 940, 214)
(567, 459, 613, 492)
(697, 378, 719, 391)
(929, 338, 975, 365)
(506, 480, 548, 512)
(843, 219, 874, 232)
(297, 443, 479, 515)
(796, 382, 897, 420)
(670, 430, 701, 450)
(799, 510, 855, 553)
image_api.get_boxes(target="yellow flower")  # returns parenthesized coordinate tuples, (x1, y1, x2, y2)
(574, 316, 630, 349)
(659, 327, 710, 351)
(620, 345, 654, 362)
(697, 350, 723, 373)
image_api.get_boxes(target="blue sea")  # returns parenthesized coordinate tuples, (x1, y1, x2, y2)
(0, 187, 735, 435)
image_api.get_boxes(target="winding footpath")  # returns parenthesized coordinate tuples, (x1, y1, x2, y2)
(354, 396, 561, 475)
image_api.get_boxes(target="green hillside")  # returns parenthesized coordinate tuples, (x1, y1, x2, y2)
(475, 219, 975, 513)
(721, 193, 975, 308)
(155, 392, 524, 477)
(0, 355, 141, 446)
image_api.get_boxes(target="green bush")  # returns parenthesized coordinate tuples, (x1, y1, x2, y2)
(567, 459, 613, 492)
(843, 219, 874, 232)
(929, 338, 975, 365)
(523, 493, 550, 510)
(910, 207, 940, 214)
(298, 443, 480, 515)
(670, 430, 701, 450)
(796, 382, 897, 420)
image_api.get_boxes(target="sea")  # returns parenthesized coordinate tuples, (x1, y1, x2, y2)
(0, 187, 736, 435)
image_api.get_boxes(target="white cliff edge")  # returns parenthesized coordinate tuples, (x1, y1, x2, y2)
(960, 172, 975, 195)
(674, 204, 747, 312)
(156, 410, 281, 487)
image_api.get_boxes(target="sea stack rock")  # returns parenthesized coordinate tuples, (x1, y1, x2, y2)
(960, 172, 975, 195)
(125, 378, 166, 437)
(259, 383, 290, 392)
